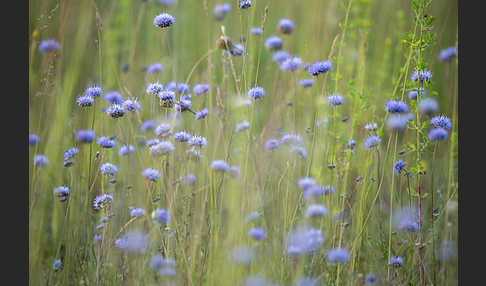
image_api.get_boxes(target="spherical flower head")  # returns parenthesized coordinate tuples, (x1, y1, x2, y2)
(272, 50, 290, 63)
(303, 185, 324, 200)
(173, 131, 192, 142)
(100, 162, 118, 176)
(328, 94, 344, 106)
(147, 63, 163, 74)
(158, 91, 175, 108)
(114, 231, 150, 253)
(214, 3, 231, 20)
(64, 147, 79, 160)
(39, 39, 60, 52)
(211, 159, 230, 172)
(174, 99, 193, 112)
(265, 35, 283, 51)
(141, 120, 154, 132)
(153, 13, 175, 28)
(327, 248, 350, 264)
(106, 104, 125, 118)
(408, 87, 426, 100)
(385, 100, 408, 113)
(394, 207, 419, 232)
(411, 69, 433, 82)
(76, 95, 94, 107)
(364, 135, 381, 149)
(247, 87, 265, 100)
(153, 208, 171, 224)
(119, 145, 135, 156)
(280, 56, 302, 72)
(389, 256, 403, 267)
(264, 139, 280, 150)
(346, 139, 356, 149)
(308, 60, 332, 76)
(154, 123, 172, 138)
(142, 168, 161, 182)
(93, 193, 114, 210)
(299, 78, 314, 88)
(235, 121, 250, 133)
(394, 160, 406, 174)
(248, 228, 266, 240)
(230, 43, 245, 56)
(130, 207, 146, 218)
(53, 186, 70, 200)
(239, 0, 252, 9)
(364, 123, 377, 131)
(364, 274, 377, 285)
(193, 83, 210, 95)
(230, 246, 255, 264)
(97, 136, 116, 148)
(324, 185, 335, 195)
(183, 173, 196, 185)
(85, 86, 103, 97)
(76, 130, 95, 143)
(251, 27, 262, 35)
(188, 136, 208, 148)
(428, 127, 449, 142)
(29, 134, 39, 146)
(123, 99, 141, 111)
(286, 227, 324, 256)
(419, 97, 438, 115)
(146, 138, 161, 147)
(104, 91, 123, 105)
(306, 204, 328, 217)
(279, 18, 294, 34)
(430, 115, 451, 130)
(298, 177, 316, 190)
(53, 259, 62, 271)
(146, 82, 164, 95)
(387, 113, 413, 131)
(150, 141, 175, 156)
(281, 133, 303, 145)
(230, 166, 240, 177)
(291, 146, 307, 159)
(438, 46, 457, 62)
(34, 154, 49, 167)
(166, 82, 190, 94)
(195, 108, 209, 119)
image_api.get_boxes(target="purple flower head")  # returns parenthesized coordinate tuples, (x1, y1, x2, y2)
(39, 39, 60, 52)
(279, 18, 294, 34)
(153, 13, 175, 28)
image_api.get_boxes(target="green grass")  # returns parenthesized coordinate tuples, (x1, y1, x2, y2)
(29, 0, 457, 285)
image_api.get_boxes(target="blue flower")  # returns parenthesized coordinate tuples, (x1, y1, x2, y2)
(272, 50, 290, 63)
(251, 27, 262, 35)
(247, 87, 265, 100)
(211, 160, 230, 172)
(346, 139, 356, 149)
(386, 113, 413, 131)
(394, 207, 419, 232)
(279, 18, 294, 34)
(174, 131, 192, 142)
(286, 227, 324, 256)
(104, 91, 123, 105)
(119, 145, 135, 155)
(264, 139, 280, 150)
(291, 146, 307, 159)
(248, 228, 266, 240)
(141, 120, 155, 132)
(299, 78, 314, 87)
(364, 274, 377, 285)
(389, 256, 403, 267)
(146, 82, 164, 95)
(239, 1, 252, 9)
(85, 86, 103, 97)
(97, 136, 116, 148)
(365, 123, 377, 131)
(100, 163, 118, 176)
(428, 127, 449, 141)
(364, 135, 381, 149)
(195, 108, 209, 119)
(34, 154, 49, 167)
(155, 123, 171, 138)
(158, 91, 175, 107)
(174, 99, 192, 112)
(265, 35, 283, 51)
(280, 57, 302, 72)
(308, 60, 332, 76)
(214, 3, 231, 20)
(64, 148, 79, 160)
(193, 83, 210, 95)
(183, 173, 196, 185)
(53, 186, 70, 201)
(76, 130, 95, 143)
(147, 63, 163, 74)
(93, 193, 114, 210)
(419, 97, 438, 115)
(157, 0, 174, 7)
(430, 115, 451, 130)
(230, 43, 245, 56)
(39, 39, 60, 52)
(153, 208, 171, 224)
(281, 133, 303, 145)
(53, 259, 62, 271)
(324, 185, 335, 195)
(76, 95, 94, 107)
(411, 69, 432, 82)
(328, 94, 344, 106)
(142, 168, 161, 182)
(188, 136, 208, 148)
(394, 160, 406, 174)
(235, 121, 250, 132)
(130, 207, 146, 218)
(385, 100, 408, 113)
(114, 231, 150, 253)
(106, 104, 125, 118)
(150, 141, 175, 156)
(166, 82, 190, 94)
(408, 87, 426, 100)
(29, 134, 39, 146)
(153, 13, 175, 28)
(327, 248, 350, 263)
(306, 204, 328, 217)
(438, 46, 457, 62)
(123, 99, 141, 111)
